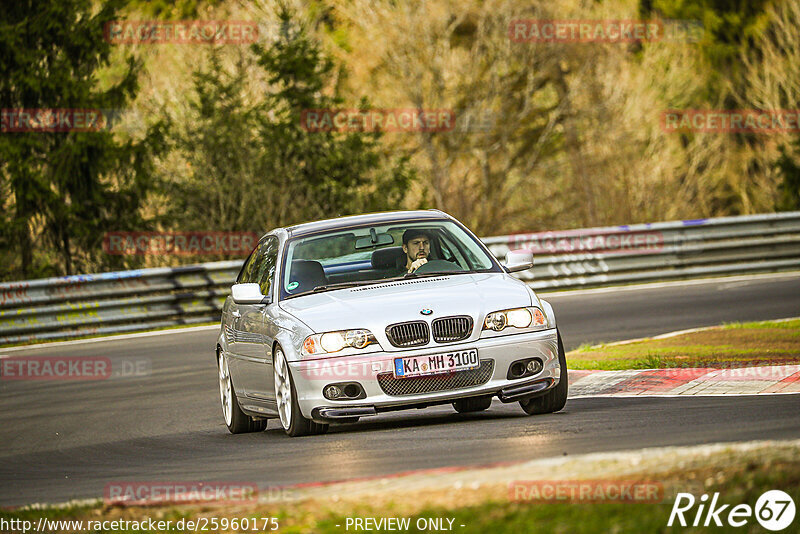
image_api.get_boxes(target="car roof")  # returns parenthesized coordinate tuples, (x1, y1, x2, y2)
(285, 210, 452, 238)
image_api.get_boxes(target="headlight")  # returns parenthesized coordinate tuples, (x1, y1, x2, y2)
(483, 307, 547, 332)
(320, 332, 346, 352)
(302, 329, 377, 355)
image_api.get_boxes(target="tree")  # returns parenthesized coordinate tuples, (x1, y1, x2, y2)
(642, 0, 778, 216)
(166, 7, 414, 235)
(741, 0, 800, 212)
(776, 139, 800, 211)
(0, 0, 165, 279)
(327, 1, 574, 233)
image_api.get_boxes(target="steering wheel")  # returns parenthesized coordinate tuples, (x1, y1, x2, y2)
(413, 259, 465, 274)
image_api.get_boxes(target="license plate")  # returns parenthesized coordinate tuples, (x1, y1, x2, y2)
(393, 348, 479, 378)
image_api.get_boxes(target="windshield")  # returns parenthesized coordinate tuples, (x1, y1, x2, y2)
(280, 219, 500, 299)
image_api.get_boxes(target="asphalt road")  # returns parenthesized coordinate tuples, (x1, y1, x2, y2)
(1, 273, 799, 507)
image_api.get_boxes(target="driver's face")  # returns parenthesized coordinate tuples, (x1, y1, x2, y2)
(403, 236, 430, 263)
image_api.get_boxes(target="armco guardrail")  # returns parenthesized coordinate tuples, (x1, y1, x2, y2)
(482, 211, 800, 289)
(1, 212, 799, 345)
(0, 263, 242, 345)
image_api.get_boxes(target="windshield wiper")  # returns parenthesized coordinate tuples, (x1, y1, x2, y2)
(402, 269, 473, 279)
(311, 279, 391, 292)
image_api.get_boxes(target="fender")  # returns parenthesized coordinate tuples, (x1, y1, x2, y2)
(272, 322, 311, 364)
(540, 298, 557, 329)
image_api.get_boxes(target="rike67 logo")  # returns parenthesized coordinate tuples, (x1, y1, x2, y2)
(669, 490, 796, 531)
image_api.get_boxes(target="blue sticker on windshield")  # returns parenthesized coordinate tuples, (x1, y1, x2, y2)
(287, 281, 299, 291)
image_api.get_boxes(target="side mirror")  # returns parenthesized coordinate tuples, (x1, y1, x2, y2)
(504, 249, 534, 273)
(231, 283, 270, 305)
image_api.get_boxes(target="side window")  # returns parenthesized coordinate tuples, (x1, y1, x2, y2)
(238, 247, 259, 283)
(255, 237, 278, 296)
(238, 238, 268, 284)
(439, 232, 467, 267)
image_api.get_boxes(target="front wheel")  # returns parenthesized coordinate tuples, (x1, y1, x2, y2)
(218, 351, 268, 434)
(273, 346, 328, 437)
(519, 331, 568, 415)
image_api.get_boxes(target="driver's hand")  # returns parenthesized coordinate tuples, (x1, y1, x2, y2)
(408, 258, 428, 273)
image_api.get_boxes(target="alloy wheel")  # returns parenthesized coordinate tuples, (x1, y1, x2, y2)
(273, 348, 293, 430)
(218, 352, 233, 426)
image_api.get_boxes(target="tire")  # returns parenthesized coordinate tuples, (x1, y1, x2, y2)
(218, 351, 268, 434)
(519, 330, 568, 415)
(273, 346, 328, 437)
(453, 395, 493, 413)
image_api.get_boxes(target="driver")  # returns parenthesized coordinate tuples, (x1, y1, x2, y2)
(399, 229, 431, 274)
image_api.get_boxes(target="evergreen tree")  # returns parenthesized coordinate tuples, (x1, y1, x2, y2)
(168, 7, 413, 234)
(776, 138, 800, 211)
(0, 0, 165, 279)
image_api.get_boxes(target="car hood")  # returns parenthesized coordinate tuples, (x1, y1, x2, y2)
(278, 273, 532, 335)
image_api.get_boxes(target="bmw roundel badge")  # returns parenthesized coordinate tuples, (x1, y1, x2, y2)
(420, 308, 433, 315)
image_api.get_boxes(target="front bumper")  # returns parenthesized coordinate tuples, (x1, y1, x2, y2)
(289, 328, 560, 422)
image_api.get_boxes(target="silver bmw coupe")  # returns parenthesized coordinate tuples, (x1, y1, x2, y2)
(217, 210, 567, 436)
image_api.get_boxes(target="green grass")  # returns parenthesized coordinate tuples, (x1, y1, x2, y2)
(723, 318, 800, 330)
(568, 319, 800, 370)
(2, 459, 798, 533)
(362, 459, 800, 534)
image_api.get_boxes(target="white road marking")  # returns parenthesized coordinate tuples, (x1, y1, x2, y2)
(540, 270, 800, 298)
(0, 324, 219, 356)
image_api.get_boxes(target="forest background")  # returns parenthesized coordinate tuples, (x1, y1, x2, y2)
(1, 0, 799, 281)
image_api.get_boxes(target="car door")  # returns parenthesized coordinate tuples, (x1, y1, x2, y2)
(236, 236, 279, 399)
(227, 238, 269, 396)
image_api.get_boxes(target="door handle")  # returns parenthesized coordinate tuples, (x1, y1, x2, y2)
(232, 310, 241, 318)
